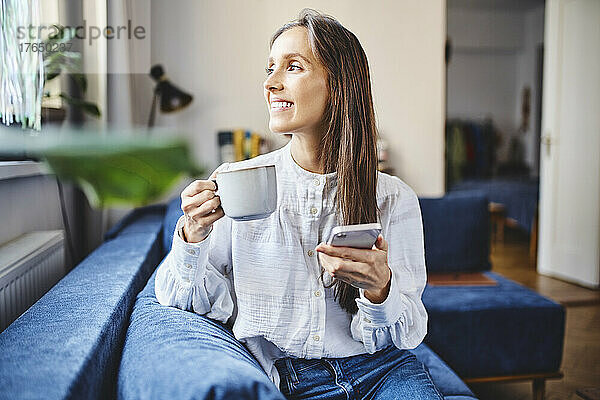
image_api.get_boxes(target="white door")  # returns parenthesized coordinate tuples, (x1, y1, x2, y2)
(537, 0, 600, 288)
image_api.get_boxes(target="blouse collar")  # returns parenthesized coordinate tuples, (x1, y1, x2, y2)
(282, 140, 338, 189)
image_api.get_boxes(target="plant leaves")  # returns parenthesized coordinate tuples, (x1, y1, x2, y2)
(0, 128, 206, 208)
(59, 93, 100, 117)
(70, 73, 87, 93)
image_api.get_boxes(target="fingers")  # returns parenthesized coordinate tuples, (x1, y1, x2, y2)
(179, 174, 225, 243)
(181, 179, 217, 198)
(200, 206, 225, 225)
(182, 190, 214, 212)
(318, 251, 365, 276)
(374, 235, 388, 252)
(187, 196, 222, 219)
(318, 253, 377, 291)
(315, 243, 376, 264)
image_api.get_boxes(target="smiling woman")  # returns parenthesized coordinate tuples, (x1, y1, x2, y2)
(264, 13, 379, 315)
(155, 8, 438, 400)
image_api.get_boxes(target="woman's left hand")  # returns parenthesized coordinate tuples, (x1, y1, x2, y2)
(315, 235, 391, 303)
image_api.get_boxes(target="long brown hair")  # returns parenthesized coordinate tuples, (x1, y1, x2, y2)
(270, 9, 380, 314)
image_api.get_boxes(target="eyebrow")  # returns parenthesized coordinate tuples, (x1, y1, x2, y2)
(267, 52, 312, 66)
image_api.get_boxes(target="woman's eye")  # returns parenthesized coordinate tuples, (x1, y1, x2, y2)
(265, 67, 273, 75)
(288, 64, 301, 71)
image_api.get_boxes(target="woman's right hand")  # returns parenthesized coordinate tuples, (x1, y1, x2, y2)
(180, 171, 225, 243)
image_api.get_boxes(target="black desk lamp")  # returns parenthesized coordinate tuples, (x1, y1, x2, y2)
(148, 64, 193, 127)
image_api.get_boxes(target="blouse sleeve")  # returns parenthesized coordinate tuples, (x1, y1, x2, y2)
(155, 164, 237, 326)
(350, 182, 428, 352)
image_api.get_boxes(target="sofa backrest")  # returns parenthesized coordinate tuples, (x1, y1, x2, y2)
(163, 194, 491, 273)
(163, 196, 184, 256)
(419, 192, 491, 273)
(0, 206, 165, 400)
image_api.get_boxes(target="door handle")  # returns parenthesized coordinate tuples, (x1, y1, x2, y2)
(542, 135, 553, 157)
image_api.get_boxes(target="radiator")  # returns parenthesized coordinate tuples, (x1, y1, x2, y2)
(0, 230, 65, 332)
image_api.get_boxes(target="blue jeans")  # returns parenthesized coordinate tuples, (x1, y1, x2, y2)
(274, 345, 444, 400)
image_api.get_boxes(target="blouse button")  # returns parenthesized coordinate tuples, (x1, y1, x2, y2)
(313, 335, 321, 342)
(314, 290, 321, 297)
(307, 250, 314, 257)
(312, 178, 321, 186)
(187, 249, 196, 255)
(185, 263, 193, 269)
(310, 207, 318, 215)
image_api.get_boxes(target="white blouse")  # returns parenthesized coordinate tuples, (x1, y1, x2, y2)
(155, 140, 428, 388)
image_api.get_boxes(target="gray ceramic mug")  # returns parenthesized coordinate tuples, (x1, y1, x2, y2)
(211, 165, 277, 221)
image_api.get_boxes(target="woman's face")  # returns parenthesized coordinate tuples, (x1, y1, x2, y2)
(264, 26, 329, 137)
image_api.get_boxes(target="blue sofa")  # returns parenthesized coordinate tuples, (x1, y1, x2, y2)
(0, 192, 564, 399)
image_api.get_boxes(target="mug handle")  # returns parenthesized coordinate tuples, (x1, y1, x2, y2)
(210, 178, 218, 192)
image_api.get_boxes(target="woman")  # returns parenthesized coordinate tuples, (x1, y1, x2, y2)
(156, 9, 441, 400)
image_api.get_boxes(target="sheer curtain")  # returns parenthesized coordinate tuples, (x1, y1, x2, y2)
(105, 0, 151, 228)
(106, 0, 150, 126)
(0, 0, 45, 130)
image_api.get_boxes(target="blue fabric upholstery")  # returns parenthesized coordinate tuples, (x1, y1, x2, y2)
(0, 210, 164, 400)
(163, 196, 183, 255)
(118, 270, 286, 400)
(450, 178, 539, 232)
(419, 194, 491, 273)
(411, 344, 476, 399)
(422, 271, 565, 378)
(104, 204, 166, 241)
(2, 190, 566, 400)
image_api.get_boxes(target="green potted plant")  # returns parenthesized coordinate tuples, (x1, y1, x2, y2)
(41, 25, 101, 123)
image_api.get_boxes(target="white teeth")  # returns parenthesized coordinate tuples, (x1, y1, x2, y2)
(272, 101, 293, 108)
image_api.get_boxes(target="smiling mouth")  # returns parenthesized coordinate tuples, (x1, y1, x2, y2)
(271, 101, 294, 111)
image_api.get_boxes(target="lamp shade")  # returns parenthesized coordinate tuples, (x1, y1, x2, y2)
(150, 65, 193, 113)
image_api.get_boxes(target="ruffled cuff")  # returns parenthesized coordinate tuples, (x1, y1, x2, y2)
(355, 269, 405, 327)
(171, 215, 211, 283)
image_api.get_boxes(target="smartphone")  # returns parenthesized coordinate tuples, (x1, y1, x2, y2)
(326, 223, 382, 249)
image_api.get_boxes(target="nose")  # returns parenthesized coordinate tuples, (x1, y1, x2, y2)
(264, 71, 283, 92)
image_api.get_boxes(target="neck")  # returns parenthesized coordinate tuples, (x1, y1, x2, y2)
(289, 133, 325, 174)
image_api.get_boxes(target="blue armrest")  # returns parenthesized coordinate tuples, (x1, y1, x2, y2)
(104, 204, 166, 241)
(0, 214, 164, 399)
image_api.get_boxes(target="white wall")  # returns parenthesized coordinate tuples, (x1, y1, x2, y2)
(135, 0, 446, 197)
(447, 5, 544, 171)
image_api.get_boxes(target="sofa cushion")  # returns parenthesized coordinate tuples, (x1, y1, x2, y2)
(411, 344, 477, 399)
(419, 193, 491, 273)
(118, 269, 285, 400)
(163, 196, 183, 256)
(422, 271, 565, 378)
(0, 213, 164, 400)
